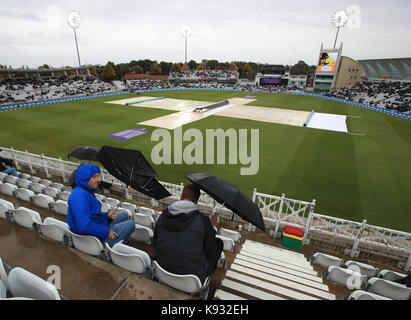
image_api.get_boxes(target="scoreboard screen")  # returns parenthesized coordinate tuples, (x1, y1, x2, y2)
(260, 78, 282, 85)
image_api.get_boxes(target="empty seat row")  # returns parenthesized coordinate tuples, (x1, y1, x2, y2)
(310, 252, 379, 278)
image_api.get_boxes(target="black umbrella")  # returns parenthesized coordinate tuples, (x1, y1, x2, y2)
(185, 172, 266, 232)
(96, 145, 171, 200)
(68, 146, 100, 162)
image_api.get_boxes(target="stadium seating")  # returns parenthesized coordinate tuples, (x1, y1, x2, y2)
(8, 267, 61, 300)
(378, 269, 408, 281)
(132, 212, 154, 229)
(345, 289, 391, 300)
(15, 187, 35, 203)
(32, 194, 54, 209)
(216, 235, 236, 252)
(29, 182, 46, 193)
(322, 266, 367, 289)
(344, 260, 378, 278)
(43, 186, 60, 198)
(130, 224, 153, 244)
(16, 178, 32, 189)
(121, 202, 138, 213)
(0, 183, 17, 196)
(36, 217, 70, 245)
(310, 252, 344, 268)
(0, 199, 14, 220)
(218, 228, 242, 243)
(152, 260, 210, 300)
(364, 277, 411, 300)
(58, 191, 71, 202)
(67, 229, 106, 260)
(53, 200, 68, 216)
(105, 197, 121, 208)
(105, 243, 152, 277)
(9, 207, 42, 231)
(138, 206, 156, 218)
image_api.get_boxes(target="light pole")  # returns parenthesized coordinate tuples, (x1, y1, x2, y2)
(180, 25, 192, 64)
(331, 10, 348, 49)
(67, 10, 82, 73)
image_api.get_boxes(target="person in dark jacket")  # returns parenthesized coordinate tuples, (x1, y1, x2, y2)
(153, 184, 223, 282)
(67, 164, 135, 247)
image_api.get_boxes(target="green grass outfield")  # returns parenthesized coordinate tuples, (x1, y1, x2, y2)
(1, 90, 411, 232)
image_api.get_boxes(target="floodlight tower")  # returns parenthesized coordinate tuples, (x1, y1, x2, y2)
(67, 10, 82, 72)
(331, 10, 348, 49)
(180, 25, 192, 64)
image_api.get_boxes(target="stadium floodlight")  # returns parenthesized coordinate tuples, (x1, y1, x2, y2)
(67, 10, 82, 72)
(180, 25, 192, 64)
(331, 10, 348, 49)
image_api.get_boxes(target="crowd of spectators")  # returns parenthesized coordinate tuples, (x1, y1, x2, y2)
(170, 70, 238, 80)
(324, 80, 411, 113)
(117, 79, 168, 91)
(0, 75, 115, 105)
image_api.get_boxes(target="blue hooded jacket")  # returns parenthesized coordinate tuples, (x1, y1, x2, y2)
(67, 164, 109, 240)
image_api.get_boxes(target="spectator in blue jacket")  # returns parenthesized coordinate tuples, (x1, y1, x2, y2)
(67, 164, 135, 247)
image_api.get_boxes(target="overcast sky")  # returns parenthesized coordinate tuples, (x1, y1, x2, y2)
(0, 0, 410, 68)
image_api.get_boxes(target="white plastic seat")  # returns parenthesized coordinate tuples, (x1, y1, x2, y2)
(4, 175, 18, 185)
(105, 197, 121, 208)
(16, 178, 32, 189)
(8, 267, 60, 300)
(121, 202, 138, 213)
(38, 179, 52, 187)
(153, 260, 210, 300)
(365, 277, 411, 300)
(30, 182, 46, 193)
(105, 243, 151, 277)
(100, 202, 112, 213)
(10, 207, 42, 231)
(130, 224, 153, 244)
(0, 257, 10, 294)
(132, 212, 154, 229)
(43, 187, 60, 198)
(346, 289, 391, 300)
(61, 186, 73, 193)
(117, 207, 132, 219)
(310, 252, 344, 268)
(138, 206, 155, 218)
(94, 193, 106, 203)
(18, 173, 31, 180)
(67, 229, 106, 259)
(216, 235, 236, 252)
(0, 199, 14, 220)
(37, 217, 69, 244)
(0, 278, 6, 298)
(0, 183, 18, 196)
(344, 260, 378, 278)
(16, 188, 35, 203)
(0, 172, 7, 182)
(28, 176, 41, 183)
(32, 194, 54, 209)
(323, 266, 367, 289)
(58, 191, 71, 202)
(53, 200, 68, 216)
(218, 228, 242, 243)
(49, 183, 64, 191)
(378, 269, 408, 282)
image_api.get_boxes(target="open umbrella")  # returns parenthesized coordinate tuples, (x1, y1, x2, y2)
(185, 172, 266, 232)
(96, 145, 171, 200)
(68, 146, 100, 162)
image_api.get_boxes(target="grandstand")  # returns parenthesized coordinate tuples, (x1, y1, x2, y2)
(2, 149, 409, 300)
(1, 57, 411, 301)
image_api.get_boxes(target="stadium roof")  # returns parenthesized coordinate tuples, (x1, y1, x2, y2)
(357, 58, 411, 81)
(0, 65, 98, 74)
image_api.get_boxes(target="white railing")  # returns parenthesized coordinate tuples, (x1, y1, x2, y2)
(1, 146, 410, 270)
